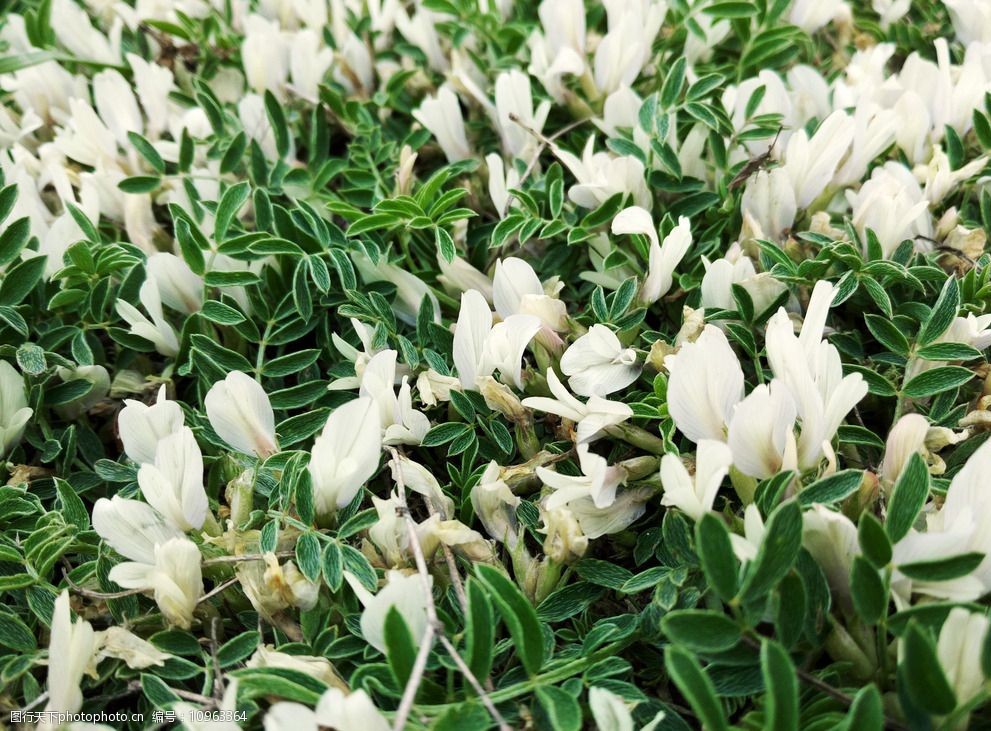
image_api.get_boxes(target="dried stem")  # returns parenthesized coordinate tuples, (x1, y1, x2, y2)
(63, 572, 145, 600)
(198, 576, 240, 605)
(388, 448, 510, 731)
(201, 550, 294, 566)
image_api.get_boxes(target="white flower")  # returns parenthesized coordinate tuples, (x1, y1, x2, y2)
(764, 281, 867, 470)
(700, 254, 787, 317)
(847, 162, 932, 258)
(247, 646, 346, 691)
(137, 427, 208, 532)
(317, 688, 391, 731)
(881, 414, 929, 487)
(556, 487, 650, 539)
(588, 686, 666, 731)
(540, 506, 588, 563)
(92, 495, 184, 565)
(593, 1, 666, 95)
(344, 570, 430, 655)
(413, 86, 471, 163)
(612, 207, 692, 304)
(288, 28, 333, 102)
(664, 325, 745, 443)
(92, 69, 142, 147)
(522, 367, 633, 443)
(453, 289, 541, 390)
(51, 0, 116, 64)
(146, 253, 202, 315)
(493, 257, 568, 333)
(494, 69, 551, 160)
(0, 360, 32, 456)
(555, 135, 650, 209)
(919, 145, 988, 205)
(368, 493, 410, 567)
(470, 461, 521, 543)
(308, 397, 382, 517)
(205, 371, 278, 458)
(944, 0, 991, 44)
(873, 0, 910, 29)
(780, 110, 855, 209)
(389, 453, 455, 518)
(242, 14, 289, 97)
(936, 608, 991, 711)
(437, 253, 494, 301)
(560, 325, 641, 397)
(802, 504, 859, 612)
(109, 536, 203, 629)
(117, 385, 184, 465)
(126, 53, 174, 139)
(788, 0, 846, 32)
(486, 153, 521, 216)
(359, 350, 430, 445)
(727, 380, 798, 480)
(42, 591, 99, 723)
(538, 443, 627, 510)
(659, 440, 734, 521)
(94, 626, 170, 670)
(729, 504, 767, 562)
(116, 278, 180, 357)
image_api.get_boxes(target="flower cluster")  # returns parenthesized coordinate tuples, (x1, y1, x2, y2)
(3, 0, 991, 729)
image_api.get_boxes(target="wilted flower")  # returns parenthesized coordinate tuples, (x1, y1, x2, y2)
(308, 397, 382, 518)
(470, 461, 521, 544)
(205, 371, 278, 458)
(94, 626, 170, 670)
(560, 325, 641, 397)
(541, 506, 588, 563)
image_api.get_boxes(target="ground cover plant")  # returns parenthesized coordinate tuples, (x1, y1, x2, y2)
(3, 0, 991, 728)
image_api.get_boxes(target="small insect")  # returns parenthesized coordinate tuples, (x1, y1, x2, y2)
(728, 126, 783, 190)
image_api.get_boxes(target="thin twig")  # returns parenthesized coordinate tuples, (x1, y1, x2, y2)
(127, 680, 219, 708)
(208, 616, 225, 700)
(421, 492, 469, 616)
(201, 550, 294, 566)
(63, 572, 145, 600)
(198, 576, 240, 605)
(388, 448, 510, 731)
(501, 114, 589, 218)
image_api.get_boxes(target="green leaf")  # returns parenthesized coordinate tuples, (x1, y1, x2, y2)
(201, 300, 246, 325)
(435, 227, 456, 263)
(798, 470, 863, 507)
(900, 622, 956, 715)
(217, 631, 260, 667)
(264, 90, 290, 158)
(696, 514, 739, 603)
(465, 577, 495, 681)
(127, 131, 165, 173)
(740, 501, 803, 601)
(761, 639, 798, 731)
(295, 532, 321, 581)
(858, 513, 892, 568)
(55, 478, 89, 530)
(661, 57, 687, 108)
(341, 544, 377, 592)
(276, 408, 331, 447)
(117, 175, 161, 194)
(475, 563, 544, 676)
(214, 181, 251, 242)
(321, 541, 343, 592)
(850, 557, 887, 624)
(841, 685, 884, 731)
(865, 314, 909, 355)
(915, 342, 983, 361)
(141, 674, 180, 707)
(898, 552, 985, 581)
(0, 611, 35, 652)
(421, 422, 472, 447)
(536, 685, 582, 731)
(664, 646, 728, 731)
(886, 453, 929, 543)
(16, 342, 47, 375)
(902, 366, 973, 398)
(0, 256, 47, 305)
(918, 277, 959, 346)
(661, 610, 741, 653)
(384, 605, 417, 685)
(0, 217, 31, 268)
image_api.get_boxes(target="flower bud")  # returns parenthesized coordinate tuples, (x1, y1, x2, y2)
(541, 507, 587, 563)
